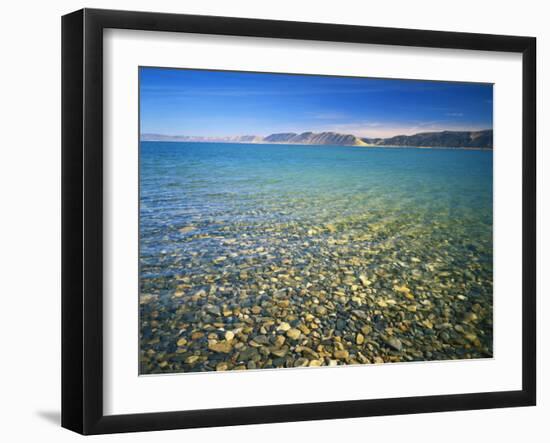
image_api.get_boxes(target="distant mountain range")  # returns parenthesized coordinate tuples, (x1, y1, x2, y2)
(362, 129, 493, 149)
(141, 129, 493, 149)
(263, 132, 367, 146)
(140, 134, 265, 143)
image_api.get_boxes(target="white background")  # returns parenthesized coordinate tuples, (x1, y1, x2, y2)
(0, 0, 547, 441)
(104, 29, 523, 415)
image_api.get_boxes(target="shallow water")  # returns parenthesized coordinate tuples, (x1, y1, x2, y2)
(139, 142, 493, 374)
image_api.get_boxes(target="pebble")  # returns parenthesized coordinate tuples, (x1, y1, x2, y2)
(385, 337, 402, 351)
(286, 328, 301, 340)
(271, 346, 289, 357)
(315, 306, 328, 316)
(277, 322, 291, 332)
(252, 335, 270, 345)
(239, 347, 259, 361)
(185, 355, 200, 364)
(205, 305, 221, 316)
(294, 358, 309, 367)
(208, 341, 233, 353)
(361, 325, 372, 335)
(359, 275, 371, 287)
(334, 350, 349, 359)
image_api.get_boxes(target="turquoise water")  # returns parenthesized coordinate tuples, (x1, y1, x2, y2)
(139, 142, 493, 374)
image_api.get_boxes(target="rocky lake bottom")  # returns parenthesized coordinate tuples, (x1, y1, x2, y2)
(139, 142, 493, 374)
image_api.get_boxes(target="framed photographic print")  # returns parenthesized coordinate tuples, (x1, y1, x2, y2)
(61, 8, 536, 434)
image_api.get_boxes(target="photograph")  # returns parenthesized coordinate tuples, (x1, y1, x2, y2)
(138, 66, 494, 375)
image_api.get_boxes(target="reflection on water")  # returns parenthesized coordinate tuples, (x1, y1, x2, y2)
(139, 142, 493, 374)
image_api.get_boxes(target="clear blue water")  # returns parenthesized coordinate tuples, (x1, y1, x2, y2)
(139, 142, 493, 373)
(140, 142, 492, 268)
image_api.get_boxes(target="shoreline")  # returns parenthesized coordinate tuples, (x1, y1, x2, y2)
(140, 139, 494, 151)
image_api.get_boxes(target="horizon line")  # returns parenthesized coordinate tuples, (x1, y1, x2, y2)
(140, 128, 493, 140)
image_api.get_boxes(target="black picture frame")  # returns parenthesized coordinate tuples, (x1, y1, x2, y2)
(62, 8, 536, 435)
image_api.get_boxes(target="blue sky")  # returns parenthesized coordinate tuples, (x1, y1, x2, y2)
(140, 67, 493, 138)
